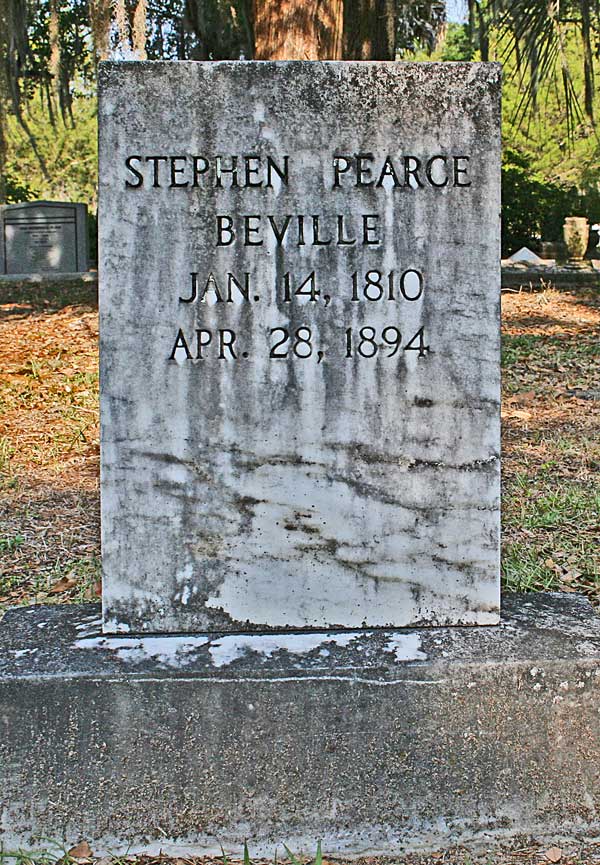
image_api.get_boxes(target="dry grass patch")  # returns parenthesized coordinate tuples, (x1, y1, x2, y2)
(501, 287, 600, 600)
(0, 285, 100, 610)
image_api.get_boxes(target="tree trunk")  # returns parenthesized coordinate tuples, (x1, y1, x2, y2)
(476, 2, 488, 61)
(89, 0, 112, 62)
(113, 0, 130, 55)
(132, 0, 148, 60)
(254, 0, 343, 60)
(344, 0, 395, 60)
(0, 0, 10, 203)
(184, 0, 210, 60)
(48, 0, 60, 108)
(580, 0, 594, 120)
(0, 66, 6, 205)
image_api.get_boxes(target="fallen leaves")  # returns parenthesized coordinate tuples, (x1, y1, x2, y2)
(0, 301, 99, 486)
(68, 840, 94, 860)
(33, 840, 600, 865)
(48, 574, 78, 594)
(501, 288, 600, 599)
(502, 407, 533, 421)
(512, 390, 537, 404)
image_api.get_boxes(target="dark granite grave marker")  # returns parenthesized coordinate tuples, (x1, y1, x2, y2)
(0, 201, 88, 274)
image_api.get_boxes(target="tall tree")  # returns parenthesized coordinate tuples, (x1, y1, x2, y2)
(344, 0, 395, 60)
(0, 0, 8, 203)
(254, 0, 343, 59)
(0, 0, 52, 186)
(88, 0, 112, 61)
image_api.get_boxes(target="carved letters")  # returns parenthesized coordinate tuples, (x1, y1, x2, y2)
(122, 151, 473, 366)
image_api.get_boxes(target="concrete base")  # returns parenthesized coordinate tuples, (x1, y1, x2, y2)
(501, 260, 600, 289)
(1, 593, 600, 855)
(0, 271, 98, 285)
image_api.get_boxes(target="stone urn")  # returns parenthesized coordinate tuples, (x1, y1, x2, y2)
(563, 216, 589, 260)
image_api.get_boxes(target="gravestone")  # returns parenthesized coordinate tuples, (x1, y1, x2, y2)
(0, 200, 89, 274)
(99, 61, 501, 634)
(7, 60, 600, 856)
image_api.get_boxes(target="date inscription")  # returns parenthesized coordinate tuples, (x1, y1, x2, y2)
(169, 266, 430, 365)
(169, 324, 429, 363)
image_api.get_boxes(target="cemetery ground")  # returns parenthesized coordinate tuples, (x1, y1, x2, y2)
(3, 841, 600, 865)
(0, 279, 598, 614)
(0, 279, 599, 865)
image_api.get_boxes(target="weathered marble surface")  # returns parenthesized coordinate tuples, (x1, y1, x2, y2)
(99, 61, 501, 633)
(0, 201, 88, 274)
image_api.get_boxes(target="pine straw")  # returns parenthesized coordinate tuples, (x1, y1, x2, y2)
(500, 287, 600, 600)
(0, 283, 599, 613)
(0, 294, 100, 608)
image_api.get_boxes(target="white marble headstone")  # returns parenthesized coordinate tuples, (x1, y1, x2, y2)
(99, 61, 501, 634)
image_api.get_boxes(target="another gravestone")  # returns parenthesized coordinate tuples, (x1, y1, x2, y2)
(99, 61, 501, 634)
(0, 201, 88, 274)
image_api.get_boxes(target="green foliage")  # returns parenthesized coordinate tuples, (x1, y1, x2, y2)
(501, 149, 581, 255)
(421, 19, 600, 253)
(503, 480, 599, 593)
(282, 848, 302, 865)
(502, 332, 600, 369)
(499, 25, 600, 183)
(0, 839, 66, 865)
(497, 22, 600, 254)
(23, 1, 94, 100)
(5, 170, 36, 204)
(3, 82, 98, 257)
(5, 90, 97, 206)
(0, 534, 24, 552)
(0, 843, 331, 865)
(440, 23, 474, 62)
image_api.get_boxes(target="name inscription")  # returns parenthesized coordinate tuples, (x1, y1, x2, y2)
(123, 151, 474, 367)
(124, 153, 471, 189)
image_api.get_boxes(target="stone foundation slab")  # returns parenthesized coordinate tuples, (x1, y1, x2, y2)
(1, 593, 600, 855)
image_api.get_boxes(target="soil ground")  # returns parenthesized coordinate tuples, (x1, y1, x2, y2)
(0, 281, 599, 864)
(1, 280, 598, 611)
(3, 839, 600, 865)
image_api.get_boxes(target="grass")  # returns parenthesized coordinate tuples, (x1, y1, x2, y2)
(502, 332, 600, 366)
(0, 554, 100, 607)
(505, 473, 600, 530)
(0, 435, 17, 490)
(502, 481, 599, 594)
(0, 534, 24, 552)
(499, 286, 600, 601)
(0, 849, 63, 865)
(502, 335, 600, 395)
(0, 281, 100, 614)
